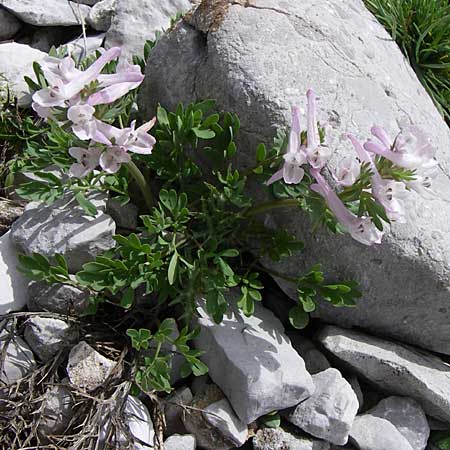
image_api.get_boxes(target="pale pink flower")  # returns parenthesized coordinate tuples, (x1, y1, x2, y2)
(310, 168, 383, 245)
(333, 157, 361, 187)
(99, 146, 131, 173)
(266, 106, 307, 185)
(305, 89, 332, 169)
(32, 47, 121, 108)
(68, 146, 102, 178)
(87, 60, 144, 106)
(67, 104, 96, 140)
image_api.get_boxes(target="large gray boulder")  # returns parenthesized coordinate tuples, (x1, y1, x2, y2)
(318, 325, 450, 422)
(137, 0, 450, 355)
(10, 192, 115, 273)
(193, 291, 314, 424)
(285, 368, 359, 445)
(0, 43, 46, 106)
(0, 0, 90, 26)
(104, 0, 193, 60)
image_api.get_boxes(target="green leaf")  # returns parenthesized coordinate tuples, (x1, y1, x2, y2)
(256, 143, 267, 162)
(120, 287, 134, 309)
(157, 105, 169, 126)
(289, 305, 310, 329)
(75, 192, 98, 216)
(260, 411, 281, 428)
(168, 252, 178, 285)
(192, 128, 215, 139)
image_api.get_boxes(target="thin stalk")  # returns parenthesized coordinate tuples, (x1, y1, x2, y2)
(246, 198, 300, 216)
(126, 160, 154, 211)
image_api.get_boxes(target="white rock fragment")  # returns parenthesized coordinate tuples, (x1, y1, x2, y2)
(66, 341, 115, 391)
(164, 434, 196, 450)
(87, 0, 116, 31)
(285, 368, 359, 445)
(253, 427, 331, 450)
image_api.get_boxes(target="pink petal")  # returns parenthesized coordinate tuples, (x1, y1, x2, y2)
(265, 169, 284, 186)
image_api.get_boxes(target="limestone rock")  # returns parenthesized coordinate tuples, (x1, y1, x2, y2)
(66, 341, 115, 391)
(10, 192, 115, 273)
(38, 384, 74, 437)
(24, 317, 76, 362)
(0, 327, 35, 385)
(62, 33, 105, 61)
(0, 43, 46, 106)
(203, 398, 248, 447)
(0, 7, 21, 40)
(104, 0, 192, 60)
(285, 368, 359, 445)
(368, 396, 430, 450)
(350, 415, 413, 450)
(318, 325, 450, 422)
(137, 0, 450, 355)
(164, 386, 193, 436)
(193, 290, 314, 423)
(27, 280, 89, 315)
(253, 428, 331, 450)
(165, 434, 196, 450)
(0, 0, 90, 26)
(0, 231, 29, 315)
(87, 0, 116, 31)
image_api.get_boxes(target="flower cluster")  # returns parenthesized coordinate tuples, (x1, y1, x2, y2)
(269, 90, 437, 245)
(31, 47, 156, 177)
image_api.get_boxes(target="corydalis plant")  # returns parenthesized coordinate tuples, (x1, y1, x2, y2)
(267, 89, 437, 245)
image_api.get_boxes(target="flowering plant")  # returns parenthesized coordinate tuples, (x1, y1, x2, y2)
(8, 44, 437, 394)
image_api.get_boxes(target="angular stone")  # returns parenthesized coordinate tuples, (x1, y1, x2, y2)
(165, 434, 196, 450)
(87, 0, 115, 31)
(99, 395, 155, 449)
(318, 325, 450, 422)
(0, 43, 46, 106)
(286, 368, 359, 445)
(106, 198, 138, 230)
(0, 0, 90, 26)
(38, 384, 74, 437)
(368, 397, 430, 450)
(62, 33, 106, 61)
(0, 231, 29, 315)
(66, 341, 115, 391)
(164, 386, 193, 436)
(138, 0, 450, 355)
(253, 428, 331, 450)
(24, 317, 76, 362)
(0, 327, 35, 385)
(104, 0, 192, 60)
(0, 7, 21, 40)
(27, 280, 89, 315)
(203, 398, 248, 447)
(350, 415, 413, 450)
(10, 192, 115, 273)
(193, 291, 314, 423)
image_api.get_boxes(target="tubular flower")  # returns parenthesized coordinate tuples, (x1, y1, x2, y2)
(333, 156, 361, 187)
(364, 125, 436, 170)
(305, 89, 332, 169)
(32, 47, 121, 109)
(68, 146, 103, 178)
(266, 106, 307, 185)
(67, 104, 97, 140)
(99, 146, 131, 174)
(310, 168, 383, 246)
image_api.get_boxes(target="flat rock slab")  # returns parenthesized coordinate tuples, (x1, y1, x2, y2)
(138, 0, 450, 355)
(0, 0, 90, 26)
(104, 0, 192, 60)
(0, 43, 46, 106)
(0, 231, 29, 315)
(368, 396, 430, 450)
(285, 368, 359, 445)
(194, 291, 314, 423)
(10, 192, 115, 273)
(318, 325, 450, 422)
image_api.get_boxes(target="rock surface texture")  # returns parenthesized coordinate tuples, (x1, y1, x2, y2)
(318, 326, 450, 422)
(104, 0, 193, 59)
(253, 428, 331, 450)
(0, 43, 46, 106)
(0, 0, 90, 26)
(194, 292, 314, 423)
(138, 0, 450, 355)
(286, 368, 359, 445)
(10, 192, 115, 273)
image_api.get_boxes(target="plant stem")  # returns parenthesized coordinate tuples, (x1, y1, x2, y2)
(126, 160, 154, 211)
(246, 198, 300, 216)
